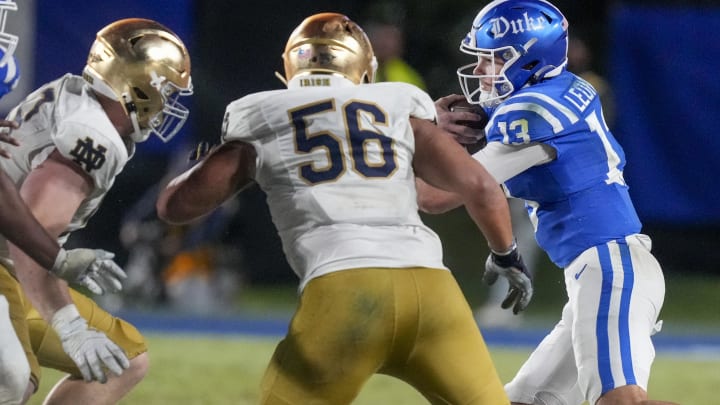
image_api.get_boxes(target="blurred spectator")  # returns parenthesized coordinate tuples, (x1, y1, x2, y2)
(567, 35, 616, 128)
(365, 20, 427, 90)
(112, 146, 244, 314)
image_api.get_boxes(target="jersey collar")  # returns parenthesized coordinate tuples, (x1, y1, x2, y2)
(287, 74, 356, 89)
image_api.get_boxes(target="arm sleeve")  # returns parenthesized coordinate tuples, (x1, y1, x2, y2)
(221, 93, 271, 143)
(473, 142, 556, 184)
(406, 84, 437, 121)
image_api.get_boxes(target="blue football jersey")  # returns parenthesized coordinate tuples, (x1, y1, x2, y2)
(485, 70, 642, 267)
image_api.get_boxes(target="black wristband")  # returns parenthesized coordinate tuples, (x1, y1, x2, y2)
(491, 246, 520, 268)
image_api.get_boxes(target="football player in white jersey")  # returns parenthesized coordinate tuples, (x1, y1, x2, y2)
(0, 4, 134, 404)
(0, 17, 192, 405)
(418, 1, 676, 404)
(156, 12, 533, 405)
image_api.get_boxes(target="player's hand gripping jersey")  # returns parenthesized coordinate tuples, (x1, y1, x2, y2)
(222, 78, 447, 289)
(486, 71, 642, 267)
(0, 74, 132, 261)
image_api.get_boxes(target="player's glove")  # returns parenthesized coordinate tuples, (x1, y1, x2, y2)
(484, 241, 533, 314)
(188, 141, 217, 161)
(51, 304, 130, 383)
(51, 248, 127, 295)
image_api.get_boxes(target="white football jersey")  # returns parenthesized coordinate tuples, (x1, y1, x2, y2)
(0, 74, 133, 262)
(222, 76, 447, 290)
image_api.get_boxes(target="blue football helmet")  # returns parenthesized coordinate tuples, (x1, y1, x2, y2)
(0, 0, 18, 67)
(0, 50, 18, 98)
(457, 0, 568, 106)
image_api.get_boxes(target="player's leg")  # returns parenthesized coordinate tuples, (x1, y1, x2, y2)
(0, 266, 38, 405)
(27, 288, 148, 405)
(0, 294, 31, 405)
(571, 236, 669, 405)
(598, 385, 679, 405)
(259, 269, 395, 405)
(390, 268, 507, 405)
(504, 300, 584, 405)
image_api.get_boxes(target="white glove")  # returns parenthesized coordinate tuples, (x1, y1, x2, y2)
(51, 248, 127, 295)
(51, 304, 130, 383)
(484, 242, 534, 314)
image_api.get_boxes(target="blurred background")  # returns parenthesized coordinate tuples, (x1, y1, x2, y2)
(2, 0, 718, 332)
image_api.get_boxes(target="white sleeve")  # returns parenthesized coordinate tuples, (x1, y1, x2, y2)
(405, 84, 437, 121)
(221, 93, 272, 144)
(472, 141, 556, 184)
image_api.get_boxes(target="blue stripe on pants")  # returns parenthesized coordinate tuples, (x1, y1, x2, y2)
(596, 244, 614, 393)
(617, 240, 637, 385)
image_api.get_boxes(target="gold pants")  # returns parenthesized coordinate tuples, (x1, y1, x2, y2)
(260, 267, 508, 405)
(0, 264, 147, 389)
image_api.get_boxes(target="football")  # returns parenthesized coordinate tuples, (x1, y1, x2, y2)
(448, 99, 488, 154)
(448, 99, 485, 129)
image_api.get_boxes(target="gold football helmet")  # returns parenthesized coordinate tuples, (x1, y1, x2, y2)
(83, 18, 193, 143)
(282, 13, 377, 85)
(0, 1, 18, 66)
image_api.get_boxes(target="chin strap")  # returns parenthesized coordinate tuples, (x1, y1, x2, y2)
(121, 93, 147, 142)
(530, 61, 567, 84)
(274, 71, 288, 86)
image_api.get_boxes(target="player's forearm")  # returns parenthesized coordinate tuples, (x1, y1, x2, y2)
(156, 163, 238, 224)
(156, 166, 217, 224)
(415, 178, 463, 214)
(9, 244, 73, 322)
(0, 171, 60, 269)
(474, 142, 556, 184)
(464, 181, 515, 253)
(157, 141, 255, 224)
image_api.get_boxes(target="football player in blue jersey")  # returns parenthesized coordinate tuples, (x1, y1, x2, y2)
(417, 1, 677, 404)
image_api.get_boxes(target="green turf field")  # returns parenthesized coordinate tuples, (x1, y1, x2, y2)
(26, 244, 720, 405)
(29, 334, 718, 405)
